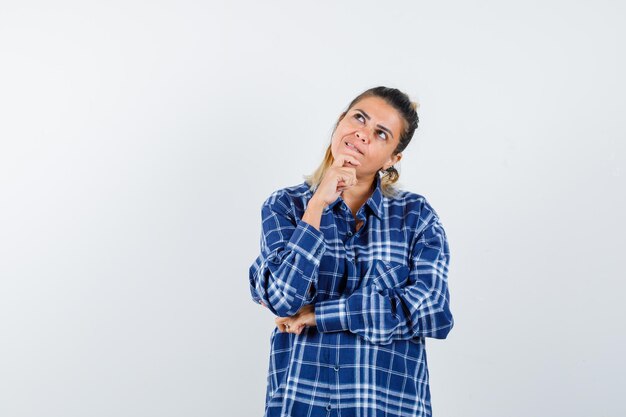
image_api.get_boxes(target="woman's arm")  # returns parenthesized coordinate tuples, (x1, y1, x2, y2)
(314, 216, 454, 344)
(248, 190, 327, 317)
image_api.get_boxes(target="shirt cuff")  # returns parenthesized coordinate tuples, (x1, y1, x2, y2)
(315, 296, 349, 332)
(286, 219, 326, 265)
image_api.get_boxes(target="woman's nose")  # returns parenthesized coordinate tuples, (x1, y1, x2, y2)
(355, 130, 368, 143)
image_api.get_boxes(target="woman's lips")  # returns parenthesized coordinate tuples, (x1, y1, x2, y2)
(344, 142, 363, 155)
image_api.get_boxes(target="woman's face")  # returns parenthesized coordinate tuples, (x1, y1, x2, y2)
(330, 96, 404, 178)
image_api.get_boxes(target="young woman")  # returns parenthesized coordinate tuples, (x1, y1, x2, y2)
(249, 86, 454, 417)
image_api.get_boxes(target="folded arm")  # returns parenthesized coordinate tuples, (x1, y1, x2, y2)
(314, 216, 454, 344)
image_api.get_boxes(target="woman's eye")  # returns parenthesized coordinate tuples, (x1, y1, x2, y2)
(352, 113, 387, 140)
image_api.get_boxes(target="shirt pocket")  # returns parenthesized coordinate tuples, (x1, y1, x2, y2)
(373, 260, 411, 290)
(359, 259, 411, 292)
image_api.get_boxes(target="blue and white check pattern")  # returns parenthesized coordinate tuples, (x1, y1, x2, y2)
(249, 174, 454, 417)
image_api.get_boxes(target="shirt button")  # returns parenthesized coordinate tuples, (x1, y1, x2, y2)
(334, 365, 340, 371)
(326, 405, 332, 411)
(316, 248, 323, 255)
(347, 231, 353, 237)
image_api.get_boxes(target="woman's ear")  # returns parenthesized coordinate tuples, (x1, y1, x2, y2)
(383, 153, 402, 170)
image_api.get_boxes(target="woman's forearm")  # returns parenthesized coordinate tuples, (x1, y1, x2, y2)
(302, 195, 326, 231)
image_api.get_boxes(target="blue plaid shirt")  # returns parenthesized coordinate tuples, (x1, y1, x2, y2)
(249, 174, 454, 417)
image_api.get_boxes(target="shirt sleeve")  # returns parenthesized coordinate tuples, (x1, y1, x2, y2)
(248, 191, 326, 317)
(315, 216, 454, 344)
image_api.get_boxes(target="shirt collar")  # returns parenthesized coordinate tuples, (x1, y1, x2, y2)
(324, 174, 384, 220)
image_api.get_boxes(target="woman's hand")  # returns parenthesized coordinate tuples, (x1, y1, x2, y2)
(275, 304, 316, 335)
(312, 154, 361, 207)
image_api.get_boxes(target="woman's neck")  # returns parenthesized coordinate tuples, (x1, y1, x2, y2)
(341, 174, 376, 212)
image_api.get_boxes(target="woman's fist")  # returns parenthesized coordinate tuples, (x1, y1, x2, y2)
(312, 154, 361, 207)
(275, 304, 316, 335)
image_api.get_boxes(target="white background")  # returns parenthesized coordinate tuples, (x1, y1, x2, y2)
(1, 1, 624, 416)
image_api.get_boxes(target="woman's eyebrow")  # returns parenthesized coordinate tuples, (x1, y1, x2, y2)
(354, 108, 394, 139)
